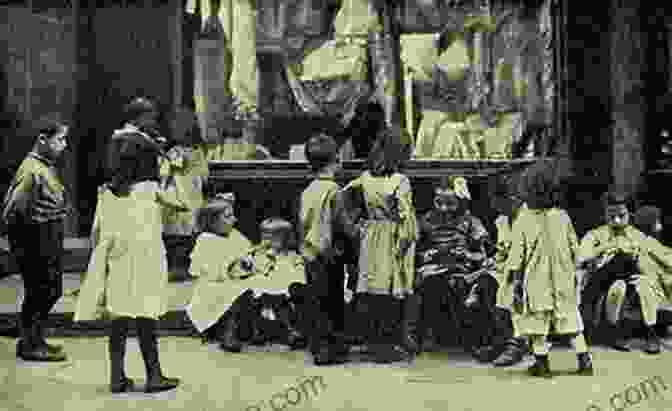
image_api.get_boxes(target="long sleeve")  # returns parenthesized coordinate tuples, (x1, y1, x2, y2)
(396, 175, 419, 246)
(155, 183, 189, 212)
(1, 168, 35, 223)
(565, 212, 580, 262)
(505, 212, 527, 274)
(576, 230, 600, 269)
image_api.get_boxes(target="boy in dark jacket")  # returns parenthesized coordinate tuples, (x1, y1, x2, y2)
(2, 117, 70, 362)
(298, 133, 357, 365)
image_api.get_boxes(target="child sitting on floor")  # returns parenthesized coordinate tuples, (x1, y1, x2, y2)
(186, 193, 257, 351)
(187, 201, 307, 352)
(243, 217, 307, 349)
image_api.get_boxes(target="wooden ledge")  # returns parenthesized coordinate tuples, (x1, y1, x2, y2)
(646, 169, 672, 175)
(209, 158, 539, 180)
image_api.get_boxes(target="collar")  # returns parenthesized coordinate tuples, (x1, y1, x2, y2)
(28, 151, 55, 167)
(317, 172, 335, 180)
(113, 123, 166, 157)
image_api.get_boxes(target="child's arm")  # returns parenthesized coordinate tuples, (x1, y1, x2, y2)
(576, 230, 615, 270)
(504, 212, 527, 283)
(155, 181, 189, 212)
(396, 175, 418, 256)
(1, 168, 36, 223)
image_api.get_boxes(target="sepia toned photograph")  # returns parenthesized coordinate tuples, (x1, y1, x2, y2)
(1, 0, 672, 410)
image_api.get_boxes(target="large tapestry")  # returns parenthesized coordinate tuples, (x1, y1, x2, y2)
(187, 0, 557, 160)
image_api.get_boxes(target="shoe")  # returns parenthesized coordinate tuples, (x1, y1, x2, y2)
(35, 323, 63, 354)
(527, 355, 552, 378)
(607, 322, 631, 352)
(493, 339, 526, 367)
(136, 318, 180, 393)
(370, 344, 412, 364)
(275, 302, 307, 350)
(400, 295, 421, 356)
(218, 315, 243, 353)
(472, 345, 499, 363)
(419, 329, 439, 353)
(313, 346, 348, 366)
(576, 352, 594, 376)
(644, 327, 661, 355)
(110, 377, 135, 394)
(18, 344, 67, 362)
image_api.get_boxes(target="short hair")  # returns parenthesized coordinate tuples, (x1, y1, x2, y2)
(602, 190, 629, 209)
(33, 116, 67, 141)
(123, 97, 157, 124)
(633, 205, 661, 235)
(305, 133, 338, 172)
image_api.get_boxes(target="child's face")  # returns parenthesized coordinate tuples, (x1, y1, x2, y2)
(213, 206, 236, 235)
(434, 192, 460, 215)
(605, 204, 629, 229)
(40, 127, 68, 159)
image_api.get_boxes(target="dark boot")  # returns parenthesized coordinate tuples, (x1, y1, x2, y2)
(493, 338, 527, 367)
(576, 352, 594, 376)
(311, 313, 347, 366)
(16, 324, 33, 358)
(643, 325, 661, 355)
(401, 294, 420, 356)
(527, 354, 552, 378)
(369, 296, 412, 364)
(18, 322, 66, 362)
(34, 321, 63, 354)
(109, 318, 134, 393)
(218, 313, 243, 353)
(420, 328, 440, 353)
(608, 322, 630, 352)
(276, 301, 306, 350)
(136, 318, 180, 393)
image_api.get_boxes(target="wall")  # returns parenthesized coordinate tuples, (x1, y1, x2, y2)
(0, 5, 78, 235)
(77, 4, 176, 234)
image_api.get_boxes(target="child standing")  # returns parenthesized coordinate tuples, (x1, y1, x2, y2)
(75, 97, 184, 393)
(505, 159, 594, 378)
(2, 117, 70, 362)
(298, 133, 352, 366)
(489, 175, 529, 367)
(345, 127, 419, 363)
(160, 106, 209, 281)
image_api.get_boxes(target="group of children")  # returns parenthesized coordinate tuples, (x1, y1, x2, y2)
(180, 128, 672, 378)
(4, 103, 672, 393)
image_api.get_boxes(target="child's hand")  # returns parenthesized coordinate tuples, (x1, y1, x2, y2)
(240, 255, 255, 272)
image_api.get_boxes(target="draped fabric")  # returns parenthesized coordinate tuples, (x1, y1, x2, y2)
(285, 0, 377, 128)
(285, 66, 371, 128)
(187, 0, 550, 155)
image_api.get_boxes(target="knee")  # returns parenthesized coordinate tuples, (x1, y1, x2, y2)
(607, 280, 627, 303)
